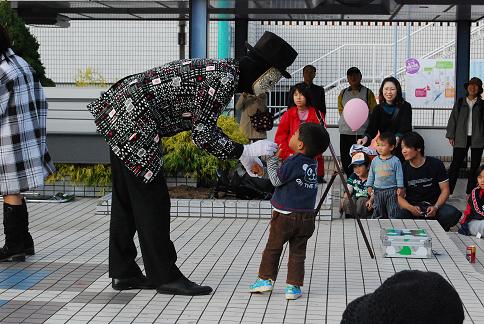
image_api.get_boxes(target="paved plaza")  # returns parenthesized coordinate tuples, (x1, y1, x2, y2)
(0, 180, 483, 323)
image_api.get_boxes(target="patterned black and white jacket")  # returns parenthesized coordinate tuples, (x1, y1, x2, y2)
(88, 58, 244, 183)
(0, 49, 55, 195)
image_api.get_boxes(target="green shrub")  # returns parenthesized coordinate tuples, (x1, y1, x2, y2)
(46, 164, 112, 187)
(0, 0, 54, 86)
(162, 116, 248, 186)
(75, 67, 108, 88)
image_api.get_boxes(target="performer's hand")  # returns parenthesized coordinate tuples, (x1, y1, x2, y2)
(239, 155, 263, 178)
(448, 138, 455, 146)
(242, 140, 278, 157)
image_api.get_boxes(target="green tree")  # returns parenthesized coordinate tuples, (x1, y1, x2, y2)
(0, 0, 54, 86)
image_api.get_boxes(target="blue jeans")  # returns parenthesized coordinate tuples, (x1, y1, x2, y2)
(398, 203, 461, 231)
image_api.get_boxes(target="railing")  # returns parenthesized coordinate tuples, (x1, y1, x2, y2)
(266, 106, 452, 129)
(269, 23, 484, 110)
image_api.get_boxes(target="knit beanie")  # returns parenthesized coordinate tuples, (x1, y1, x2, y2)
(341, 270, 464, 324)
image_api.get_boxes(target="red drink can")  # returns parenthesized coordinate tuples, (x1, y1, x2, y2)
(466, 245, 476, 263)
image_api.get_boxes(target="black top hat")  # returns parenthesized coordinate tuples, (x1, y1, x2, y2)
(464, 77, 483, 95)
(245, 31, 298, 79)
(341, 270, 464, 324)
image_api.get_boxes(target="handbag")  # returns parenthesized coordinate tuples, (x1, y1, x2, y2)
(249, 109, 274, 132)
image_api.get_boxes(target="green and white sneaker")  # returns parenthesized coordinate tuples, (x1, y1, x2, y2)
(285, 284, 302, 300)
(249, 278, 274, 293)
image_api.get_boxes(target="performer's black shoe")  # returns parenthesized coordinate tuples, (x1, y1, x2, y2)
(0, 245, 26, 262)
(112, 276, 155, 290)
(157, 276, 212, 296)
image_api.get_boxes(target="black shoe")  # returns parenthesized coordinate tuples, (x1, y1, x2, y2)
(24, 233, 35, 256)
(0, 246, 26, 262)
(112, 276, 155, 291)
(157, 277, 212, 296)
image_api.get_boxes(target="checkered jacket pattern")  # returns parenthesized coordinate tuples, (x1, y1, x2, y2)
(87, 58, 243, 183)
(0, 49, 55, 195)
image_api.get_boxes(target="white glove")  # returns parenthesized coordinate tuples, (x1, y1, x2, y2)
(242, 140, 278, 157)
(239, 155, 263, 178)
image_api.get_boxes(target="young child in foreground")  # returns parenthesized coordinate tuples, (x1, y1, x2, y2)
(342, 152, 372, 218)
(459, 164, 484, 237)
(249, 122, 329, 300)
(366, 132, 404, 219)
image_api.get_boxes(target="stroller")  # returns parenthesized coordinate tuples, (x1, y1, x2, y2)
(213, 162, 274, 200)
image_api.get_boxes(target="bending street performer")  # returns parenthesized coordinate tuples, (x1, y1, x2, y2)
(88, 32, 299, 296)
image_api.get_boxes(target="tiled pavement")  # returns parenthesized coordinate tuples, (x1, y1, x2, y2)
(0, 179, 482, 323)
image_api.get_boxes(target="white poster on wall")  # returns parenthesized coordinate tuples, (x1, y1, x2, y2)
(470, 59, 484, 81)
(405, 58, 455, 108)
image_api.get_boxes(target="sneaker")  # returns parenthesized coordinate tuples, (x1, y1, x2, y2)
(285, 284, 302, 300)
(249, 278, 273, 293)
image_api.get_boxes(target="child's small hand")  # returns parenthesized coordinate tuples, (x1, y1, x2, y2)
(250, 163, 264, 177)
(396, 188, 404, 197)
(366, 200, 373, 210)
(367, 187, 373, 196)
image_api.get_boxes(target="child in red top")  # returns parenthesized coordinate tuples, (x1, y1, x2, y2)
(459, 164, 484, 237)
(276, 83, 325, 181)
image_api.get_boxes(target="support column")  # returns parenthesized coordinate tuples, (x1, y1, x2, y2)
(189, 0, 208, 58)
(455, 5, 471, 100)
(234, 1, 248, 58)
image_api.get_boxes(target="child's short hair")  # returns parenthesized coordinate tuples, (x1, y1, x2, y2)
(401, 131, 425, 156)
(379, 132, 396, 146)
(298, 123, 329, 158)
(476, 164, 484, 179)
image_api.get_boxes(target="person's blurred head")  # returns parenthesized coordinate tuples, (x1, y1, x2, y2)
(401, 131, 425, 160)
(465, 77, 483, 98)
(349, 152, 370, 178)
(376, 132, 396, 157)
(341, 270, 464, 324)
(379, 76, 403, 105)
(0, 25, 12, 55)
(347, 67, 362, 89)
(303, 65, 316, 84)
(289, 122, 329, 158)
(292, 83, 311, 109)
(476, 165, 484, 190)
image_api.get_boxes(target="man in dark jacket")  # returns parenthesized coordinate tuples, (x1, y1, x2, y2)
(286, 65, 326, 116)
(88, 32, 319, 296)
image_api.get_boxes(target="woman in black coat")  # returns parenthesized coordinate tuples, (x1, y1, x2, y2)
(357, 77, 412, 161)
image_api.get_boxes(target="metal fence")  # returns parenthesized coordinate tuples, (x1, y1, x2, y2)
(29, 18, 484, 127)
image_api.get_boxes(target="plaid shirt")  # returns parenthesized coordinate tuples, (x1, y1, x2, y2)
(88, 58, 243, 183)
(0, 49, 55, 195)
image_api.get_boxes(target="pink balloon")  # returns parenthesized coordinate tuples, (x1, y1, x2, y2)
(343, 98, 369, 131)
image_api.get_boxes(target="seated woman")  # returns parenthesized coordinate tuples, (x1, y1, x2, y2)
(357, 76, 412, 161)
(459, 164, 484, 237)
(275, 83, 325, 182)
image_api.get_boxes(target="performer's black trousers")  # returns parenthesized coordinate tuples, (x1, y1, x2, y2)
(109, 150, 182, 285)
